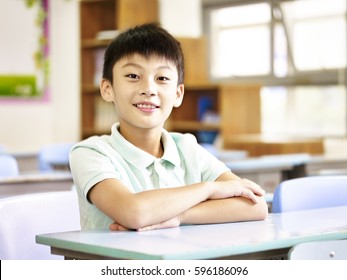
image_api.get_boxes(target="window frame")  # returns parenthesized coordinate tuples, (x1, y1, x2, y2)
(202, 0, 347, 87)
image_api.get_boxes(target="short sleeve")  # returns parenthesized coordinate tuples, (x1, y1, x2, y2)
(69, 142, 120, 201)
(195, 142, 230, 182)
(171, 132, 230, 183)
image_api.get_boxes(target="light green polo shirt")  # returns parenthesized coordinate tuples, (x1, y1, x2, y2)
(69, 123, 230, 229)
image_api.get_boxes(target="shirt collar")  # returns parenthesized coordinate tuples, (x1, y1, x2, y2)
(110, 123, 180, 169)
(161, 128, 181, 166)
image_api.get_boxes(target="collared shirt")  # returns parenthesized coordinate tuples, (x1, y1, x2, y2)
(69, 123, 230, 229)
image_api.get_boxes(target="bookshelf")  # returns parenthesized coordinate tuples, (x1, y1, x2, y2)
(79, 0, 159, 139)
(167, 82, 262, 145)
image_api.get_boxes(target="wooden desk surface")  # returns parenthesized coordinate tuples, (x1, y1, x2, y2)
(225, 153, 347, 176)
(225, 153, 312, 172)
(224, 134, 324, 157)
(0, 171, 72, 184)
(36, 206, 347, 260)
(0, 171, 73, 198)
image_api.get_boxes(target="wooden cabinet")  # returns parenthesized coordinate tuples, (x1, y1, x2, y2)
(165, 37, 262, 142)
(167, 83, 262, 142)
(79, 0, 158, 139)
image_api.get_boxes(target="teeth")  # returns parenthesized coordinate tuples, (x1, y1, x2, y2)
(136, 104, 156, 109)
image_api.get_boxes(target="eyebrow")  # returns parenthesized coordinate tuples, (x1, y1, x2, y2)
(121, 62, 173, 72)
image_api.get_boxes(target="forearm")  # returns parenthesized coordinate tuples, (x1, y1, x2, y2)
(93, 172, 266, 230)
(180, 196, 268, 225)
(131, 182, 214, 226)
(134, 195, 268, 232)
(90, 179, 214, 229)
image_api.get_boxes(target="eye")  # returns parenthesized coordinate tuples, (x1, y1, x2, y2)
(157, 76, 170, 82)
(126, 74, 139, 79)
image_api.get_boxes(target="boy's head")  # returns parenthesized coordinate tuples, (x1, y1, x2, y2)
(102, 23, 184, 85)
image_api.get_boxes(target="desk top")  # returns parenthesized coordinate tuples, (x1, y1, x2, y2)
(36, 206, 347, 260)
(0, 171, 72, 185)
(225, 153, 347, 174)
(225, 153, 311, 173)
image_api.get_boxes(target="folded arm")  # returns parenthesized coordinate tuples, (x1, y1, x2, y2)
(130, 172, 268, 231)
(181, 171, 268, 224)
(134, 196, 268, 231)
(89, 171, 267, 231)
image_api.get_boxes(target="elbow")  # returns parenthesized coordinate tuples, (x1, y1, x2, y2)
(128, 211, 149, 230)
(119, 200, 152, 230)
(257, 207, 268, 221)
(254, 196, 269, 220)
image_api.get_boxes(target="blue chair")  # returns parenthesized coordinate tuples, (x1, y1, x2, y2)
(289, 239, 347, 260)
(0, 154, 19, 177)
(0, 145, 6, 153)
(38, 143, 74, 171)
(272, 176, 347, 213)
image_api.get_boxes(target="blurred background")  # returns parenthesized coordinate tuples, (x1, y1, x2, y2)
(0, 0, 346, 157)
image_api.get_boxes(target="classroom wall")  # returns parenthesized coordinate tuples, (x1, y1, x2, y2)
(0, 0, 201, 154)
(0, 0, 80, 153)
(160, 0, 202, 37)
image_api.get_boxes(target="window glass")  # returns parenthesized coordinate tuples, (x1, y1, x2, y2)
(214, 26, 270, 77)
(261, 86, 347, 137)
(210, 3, 271, 77)
(205, 0, 347, 137)
(213, 3, 271, 26)
(281, 0, 347, 70)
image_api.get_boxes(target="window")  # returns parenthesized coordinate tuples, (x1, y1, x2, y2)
(282, 0, 346, 71)
(261, 86, 346, 137)
(203, 0, 347, 137)
(209, 3, 271, 77)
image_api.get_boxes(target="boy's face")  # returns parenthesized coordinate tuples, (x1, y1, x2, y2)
(100, 53, 184, 132)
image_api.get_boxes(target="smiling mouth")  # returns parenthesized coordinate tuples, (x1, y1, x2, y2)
(134, 103, 159, 109)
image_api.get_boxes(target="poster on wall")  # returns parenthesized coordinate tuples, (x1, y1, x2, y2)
(0, 0, 49, 102)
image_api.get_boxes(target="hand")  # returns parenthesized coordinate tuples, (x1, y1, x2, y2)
(137, 216, 181, 232)
(109, 222, 130, 231)
(210, 178, 265, 204)
(109, 216, 181, 232)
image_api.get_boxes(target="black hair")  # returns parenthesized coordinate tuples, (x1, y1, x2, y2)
(102, 22, 184, 85)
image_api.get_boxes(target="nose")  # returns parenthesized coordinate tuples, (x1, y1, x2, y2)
(139, 79, 158, 96)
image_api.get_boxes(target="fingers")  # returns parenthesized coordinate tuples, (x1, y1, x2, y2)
(211, 179, 265, 203)
(237, 179, 265, 204)
(109, 222, 129, 231)
(138, 217, 181, 232)
(137, 224, 158, 232)
(239, 187, 260, 204)
(110, 216, 181, 232)
(241, 178, 266, 196)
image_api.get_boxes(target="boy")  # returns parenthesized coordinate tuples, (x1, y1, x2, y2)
(69, 23, 268, 231)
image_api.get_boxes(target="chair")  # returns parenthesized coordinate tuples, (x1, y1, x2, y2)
(0, 154, 19, 177)
(289, 239, 347, 260)
(0, 190, 80, 259)
(38, 143, 74, 171)
(272, 175, 347, 213)
(0, 145, 6, 153)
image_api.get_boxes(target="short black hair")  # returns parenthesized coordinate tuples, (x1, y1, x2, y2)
(102, 23, 184, 85)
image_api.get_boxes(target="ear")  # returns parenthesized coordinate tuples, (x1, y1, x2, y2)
(173, 84, 184, 108)
(100, 79, 114, 103)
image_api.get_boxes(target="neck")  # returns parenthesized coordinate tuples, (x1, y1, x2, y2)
(119, 125, 164, 158)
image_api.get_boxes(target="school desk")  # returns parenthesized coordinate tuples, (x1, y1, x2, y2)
(226, 154, 347, 193)
(225, 153, 309, 193)
(36, 205, 347, 260)
(305, 155, 347, 176)
(12, 152, 38, 173)
(0, 171, 73, 198)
